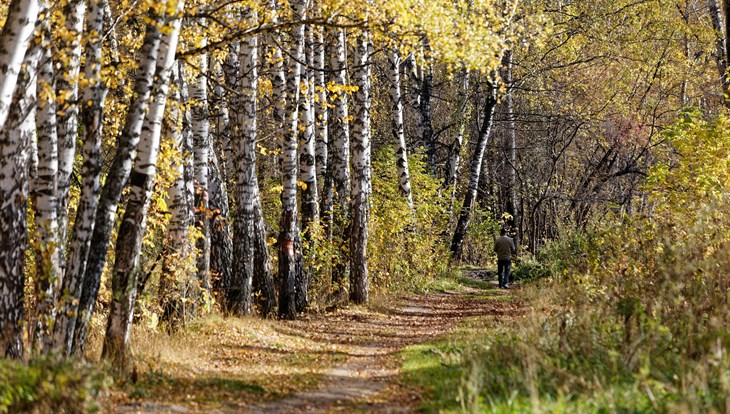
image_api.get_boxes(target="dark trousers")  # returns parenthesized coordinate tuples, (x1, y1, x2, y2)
(497, 259, 512, 287)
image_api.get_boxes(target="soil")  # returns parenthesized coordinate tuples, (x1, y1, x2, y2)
(114, 271, 507, 414)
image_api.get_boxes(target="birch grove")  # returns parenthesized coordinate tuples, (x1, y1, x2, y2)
(0, 0, 590, 379)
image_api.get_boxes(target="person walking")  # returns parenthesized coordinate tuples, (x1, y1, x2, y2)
(494, 228, 516, 289)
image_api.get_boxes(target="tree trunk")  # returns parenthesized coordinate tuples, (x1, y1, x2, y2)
(102, 0, 183, 376)
(450, 80, 498, 261)
(55, 0, 86, 264)
(32, 19, 62, 350)
(191, 33, 212, 303)
(298, 23, 318, 312)
(159, 61, 195, 330)
(229, 27, 257, 316)
(444, 70, 470, 214)
(349, 28, 372, 305)
(328, 27, 351, 293)
(52, 0, 106, 355)
(420, 40, 435, 174)
(502, 50, 517, 233)
(0, 34, 39, 359)
(208, 139, 233, 304)
(313, 11, 329, 207)
(73, 9, 163, 355)
(389, 49, 413, 209)
(0, 0, 40, 132)
(278, 0, 306, 320)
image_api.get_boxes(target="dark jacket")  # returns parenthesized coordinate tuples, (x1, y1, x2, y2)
(494, 235, 516, 261)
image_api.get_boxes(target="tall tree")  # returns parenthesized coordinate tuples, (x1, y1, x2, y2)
(0, 23, 40, 358)
(328, 27, 351, 293)
(102, 0, 184, 375)
(278, 0, 306, 320)
(451, 79, 498, 261)
(349, 26, 372, 304)
(32, 16, 62, 350)
(159, 62, 195, 329)
(73, 7, 164, 354)
(389, 49, 413, 209)
(191, 31, 212, 302)
(53, 0, 108, 355)
(56, 0, 87, 259)
(0, 0, 41, 132)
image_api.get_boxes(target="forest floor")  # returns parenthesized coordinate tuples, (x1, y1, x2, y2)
(109, 271, 513, 414)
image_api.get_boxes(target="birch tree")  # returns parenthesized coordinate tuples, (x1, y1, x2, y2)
(191, 33, 212, 300)
(32, 17, 62, 349)
(0, 0, 41, 132)
(278, 0, 306, 320)
(0, 25, 40, 358)
(349, 26, 372, 304)
(389, 49, 413, 209)
(450, 79, 498, 261)
(56, 0, 87, 256)
(328, 27, 351, 292)
(73, 8, 163, 354)
(102, 0, 184, 374)
(160, 62, 195, 329)
(53, 0, 107, 356)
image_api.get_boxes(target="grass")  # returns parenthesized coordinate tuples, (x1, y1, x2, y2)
(399, 274, 513, 413)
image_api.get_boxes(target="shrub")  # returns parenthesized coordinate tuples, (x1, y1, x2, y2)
(458, 110, 730, 412)
(0, 355, 110, 414)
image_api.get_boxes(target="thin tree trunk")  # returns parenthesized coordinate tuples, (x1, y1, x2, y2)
(328, 27, 351, 293)
(278, 0, 306, 320)
(313, 12, 329, 206)
(350, 28, 372, 304)
(0, 33, 40, 359)
(159, 61, 195, 330)
(191, 33, 212, 302)
(73, 9, 163, 355)
(503, 50, 517, 229)
(56, 0, 86, 263)
(420, 39, 435, 174)
(208, 138, 233, 303)
(389, 49, 413, 209)
(32, 19, 62, 350)
(102, 0, 183, 376)
(0, 0, 40, 132)
(53, 0, 107, 355)
(450, 80, 498, 261)
(444, 70, 470, 214)
(298, 23, 318, 312)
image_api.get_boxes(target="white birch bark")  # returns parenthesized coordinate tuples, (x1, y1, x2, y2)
(0, 32, 40, 359)
(328, 27, 350, 292)
(191, 33, 212, 300)
(160, 61, 195, 329)
(300, 24, 319, 234)
(278, 0, 306, 320)
(32, 19, 62, 349)
(56, 0, 87, 256)
(102, 0, 184, 375)
(312, 0, 328, 190)
(53, 0, 106, 356)
(349, 28, 372, 304)
(74, 8, 163, 355)
(229, 28, 257, 316)
(389, 49, 413, 210)
(451, 80, 498, 261)
(0, 0, 40, 132)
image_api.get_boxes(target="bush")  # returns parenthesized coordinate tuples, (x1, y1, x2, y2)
(0, 355, 110, 413)
(458, 110, 730, 412)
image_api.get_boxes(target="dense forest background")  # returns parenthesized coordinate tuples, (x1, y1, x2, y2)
(1, 0, 730, 412)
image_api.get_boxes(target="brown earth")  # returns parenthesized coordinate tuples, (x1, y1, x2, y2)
(113, 272, 509, 414)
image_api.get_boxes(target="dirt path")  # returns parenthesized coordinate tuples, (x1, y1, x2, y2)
(116, 273, 506, 414)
